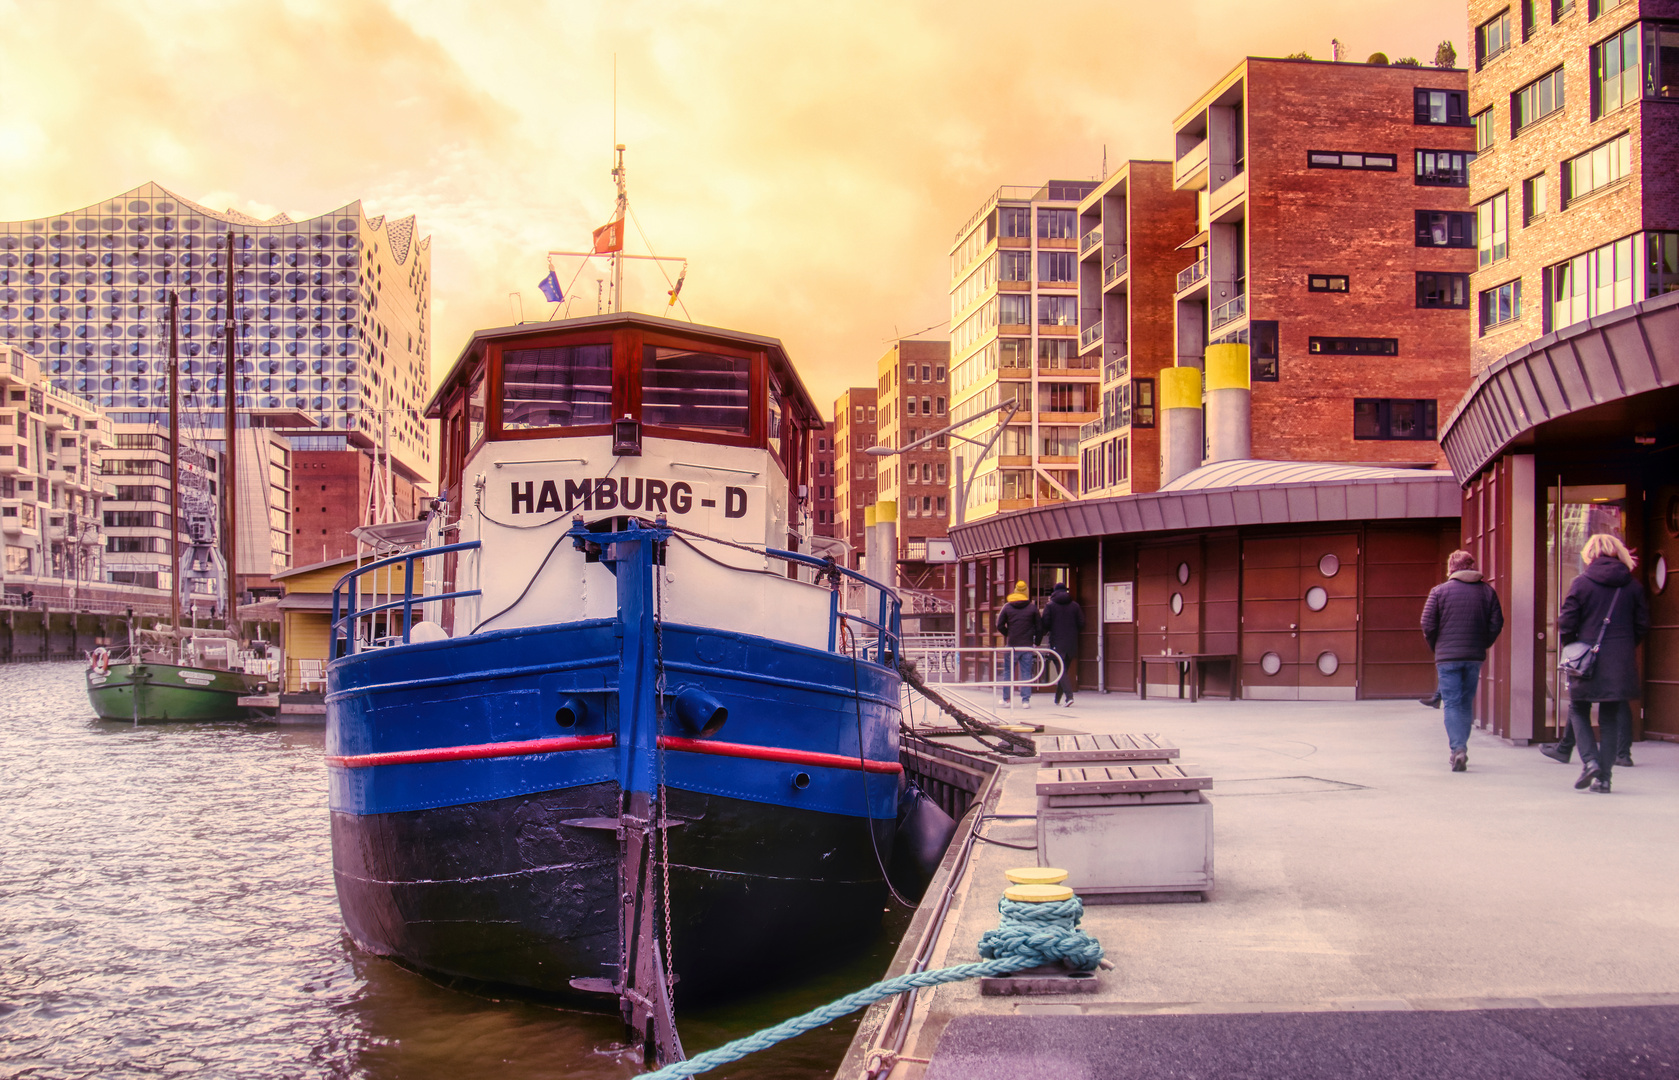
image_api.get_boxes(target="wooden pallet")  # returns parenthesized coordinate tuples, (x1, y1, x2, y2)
(1035, 732, 1179, 763)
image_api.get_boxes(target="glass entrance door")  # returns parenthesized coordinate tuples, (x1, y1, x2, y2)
(1545, 484, 1626, 735)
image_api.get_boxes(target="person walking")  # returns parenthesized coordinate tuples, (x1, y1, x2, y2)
(1038, 582, 1086, 707)
(1420, 550, 1504, 772)
(1557, 533, 1649, 794)
(995, 580, 1039, 710)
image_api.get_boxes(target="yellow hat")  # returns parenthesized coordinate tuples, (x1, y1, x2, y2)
(1007, 579, 1029, 602)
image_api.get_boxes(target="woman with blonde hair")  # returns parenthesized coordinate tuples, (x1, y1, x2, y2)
(1557, 533, 1650, 793)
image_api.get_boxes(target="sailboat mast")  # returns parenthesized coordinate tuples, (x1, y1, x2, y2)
(221, 232, 242, 641)
(611, 145, 626, 314)
(168, 292, 181, 633)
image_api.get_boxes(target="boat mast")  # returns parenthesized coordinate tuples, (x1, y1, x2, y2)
(168, 293, 181, 634)
(221, 232, 242, 642)
(611, 144, 626, 314)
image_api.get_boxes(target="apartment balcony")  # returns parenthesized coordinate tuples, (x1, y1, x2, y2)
(0, 350, 31, 387)
(1176, 257, 1209, 294)
(1210, 293, 1247, 331)
(1079, 226, 1103, 259)
(43, 413, 68, 430)
(1079, 321, 1103, 352)
(1207, 165, 1247, 223)
(1174, 138, 1210, 191)
(1103, 253, 1130, 291)
(1104, 348, 1129, 384)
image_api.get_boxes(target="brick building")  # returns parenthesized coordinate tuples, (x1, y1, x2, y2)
(875, 339, 955, 630)
(290, 447, 427, 566)
(947, 182, 1101, 521)
(831, 387, 876, 568)
(811, 419, 838, 539)
(1075, 161, 1198, 497)
(1441, 0, 1679, 746)
(1167, 57, 1476, 475)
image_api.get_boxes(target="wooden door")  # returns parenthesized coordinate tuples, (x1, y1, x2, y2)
(1241, 536, 1302, 699)
(1241, 533, 1359, 700)
(1645, 485, 1679, 738)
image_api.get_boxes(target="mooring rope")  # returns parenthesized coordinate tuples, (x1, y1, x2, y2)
(638, 888, 1103, 1079)
(896, 658, 1037, 757)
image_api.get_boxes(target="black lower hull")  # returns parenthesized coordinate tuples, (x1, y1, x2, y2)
(331, 782, 894, 1006)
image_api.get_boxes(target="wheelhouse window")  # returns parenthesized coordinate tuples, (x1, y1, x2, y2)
(500, 343, 612, 430)
(467, 372, 486, 447)
(641, 346, 750, 433)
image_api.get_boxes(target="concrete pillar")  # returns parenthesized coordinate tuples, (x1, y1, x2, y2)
(1159, 366, 1204, 487)
(875, 500, 898, 621)
(861, 505, 877, 618)
(1204, 342, 1251, 463)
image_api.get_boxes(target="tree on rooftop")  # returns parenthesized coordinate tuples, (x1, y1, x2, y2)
(1368, 52, 1390, 64)
(1394, 56, 1421, 66)
(1284, 50, 1313, 59)
(1434, 40, 1458, 68)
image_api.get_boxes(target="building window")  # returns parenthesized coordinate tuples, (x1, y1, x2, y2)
(1477, 192, 1510, 266)
(1523, 173, 1549, 225)
(1415, 149, 1471, 186)
(935, 365, 946, 381)
(1308, 274, 1350, 292)
(1554, 0, 1575, 18)
(1042, 383, 1097, 412)
(1549, 235, 1636, 330)
(1041, 425, 1079, 457)
(998, 294, 1031, 325)
(1354, 398, 1439, 440)
(1522, 0, 1540, 38)
(1474, 108, 1496, 150)
(1417, 272, 1471, 308)
(936, 396, 946, 414)
(1416, 210, 1477, 247)
(905, 365, 918, 383)
(1415, 88, 1468, 124)
(1593, 26, 1640, 116)
(1306, 151, 1398, 170)
(1036, 208, 1076, 240)
(1478, 9, 1513, 67)
(1513, 67, 1566, 133)
(1649, 25, 1679, 100)
(1651, 232, 1679, 297)
(998, 250, 1031, 281)
(1037, 251, 1077, 283)
(1479, 278, 1523, 333)
(1588, 0, 1629, 19)
(854, 406, 863, 422)
(999, 206, 1030, 238)
(1037, 295, 1078, 327)
(1132, 378, 1156, 428)
(1309, 336, 1398, 356)
(1250, 320, 1279, 382)
(1564, 131, 1631, 203)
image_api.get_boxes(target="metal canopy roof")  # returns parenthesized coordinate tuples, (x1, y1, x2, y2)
(1440, 291, 1679, 485)
(948, 458, 1459, 558)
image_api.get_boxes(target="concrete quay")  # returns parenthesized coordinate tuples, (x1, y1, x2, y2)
(848, 694, 1679, 1079)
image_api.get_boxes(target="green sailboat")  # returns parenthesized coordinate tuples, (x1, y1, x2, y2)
(86, 287, 271, 722)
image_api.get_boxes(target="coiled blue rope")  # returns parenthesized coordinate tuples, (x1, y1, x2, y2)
(639, 894, 1103, 1079)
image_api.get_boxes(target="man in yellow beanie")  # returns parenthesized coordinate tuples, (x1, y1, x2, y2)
(994, 580, 1039, 709)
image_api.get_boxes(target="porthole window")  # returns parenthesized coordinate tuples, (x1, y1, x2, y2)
(1655, 554, 1668, 595)
(1305, 586, 1328, 611)
(1177, 562, 1191, 584)
(1170, 592, 1184, 615)
(1260, 651, 1283, 676)
(1317, 651, 1340, 676)
(1319, 553, 1340, 577)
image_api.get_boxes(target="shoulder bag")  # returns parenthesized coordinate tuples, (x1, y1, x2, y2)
(1559, 585, 1624, 681)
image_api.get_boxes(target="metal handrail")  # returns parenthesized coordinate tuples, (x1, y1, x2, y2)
(763, 544, 904, 665)
(1079, 322, 1103, 350)
(331, 540, 482, 656)
(1079, 226, 1102, 254)
(898, 645, 1064, 688)
(1104, 253, 1129, 284)
(1177, 257, 1209, 293)
(1211, 292, 1247, 330)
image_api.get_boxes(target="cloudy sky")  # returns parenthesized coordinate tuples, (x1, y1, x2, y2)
(0, 0, 1464, 414)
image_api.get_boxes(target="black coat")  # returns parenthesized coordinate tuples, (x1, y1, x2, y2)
(1421, 570, 1504, 662)
(1558, 556, 1649, 703)
(1038, 592, 1085, 654)
(995, 600, 1038, 647)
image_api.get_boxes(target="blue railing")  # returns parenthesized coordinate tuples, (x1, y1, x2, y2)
(763, 545, 903, 666)
(330, 540, 482, 656)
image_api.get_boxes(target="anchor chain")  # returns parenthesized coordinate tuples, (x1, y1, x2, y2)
(652, 542, 675, 1000)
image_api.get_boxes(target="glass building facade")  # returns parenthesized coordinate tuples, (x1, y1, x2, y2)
(0, 182, 432, 478)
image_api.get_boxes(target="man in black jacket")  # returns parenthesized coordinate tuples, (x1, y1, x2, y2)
(994, 581, 1039, 709)
(1038, 582, 1085, 707)
(1420, 550, 1505, 772)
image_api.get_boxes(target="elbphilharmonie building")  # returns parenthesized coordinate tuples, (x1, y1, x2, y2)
(0, 182, 432, 478)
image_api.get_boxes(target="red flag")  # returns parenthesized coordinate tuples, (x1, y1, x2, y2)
(592, 216, 624, 254)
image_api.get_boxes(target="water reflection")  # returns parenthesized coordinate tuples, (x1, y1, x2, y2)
(0, 663, 905, 1080)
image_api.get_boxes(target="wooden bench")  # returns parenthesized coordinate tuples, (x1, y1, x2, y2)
(1036, 732, 1179, 765)
(1138, 653, 1238, 702)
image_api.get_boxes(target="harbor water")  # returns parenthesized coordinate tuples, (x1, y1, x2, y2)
(0, 662, 907, 1079)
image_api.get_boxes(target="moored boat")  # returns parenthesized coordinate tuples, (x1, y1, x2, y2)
(325, 313, 905, 1060)
(87, 629, 271, 723)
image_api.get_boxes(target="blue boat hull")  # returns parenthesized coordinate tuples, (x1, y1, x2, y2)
(325, 618, 902, 1003)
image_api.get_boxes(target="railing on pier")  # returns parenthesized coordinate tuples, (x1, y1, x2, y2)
(330, 541, 482, 657)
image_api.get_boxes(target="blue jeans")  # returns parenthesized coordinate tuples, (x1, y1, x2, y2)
(1436, 661, 1482, 753)
(1000, 649, 1036, 702)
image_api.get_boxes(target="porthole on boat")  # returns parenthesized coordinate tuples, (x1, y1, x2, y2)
(1306, 585, 1328, 611)
(1261, 651, 1282, 676)
(1317, 651, 1340, 676)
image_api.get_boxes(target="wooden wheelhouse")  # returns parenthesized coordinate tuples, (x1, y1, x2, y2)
(425, 314, 825, 548)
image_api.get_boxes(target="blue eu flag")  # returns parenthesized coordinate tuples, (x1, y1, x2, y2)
(538, 270, 564, 303)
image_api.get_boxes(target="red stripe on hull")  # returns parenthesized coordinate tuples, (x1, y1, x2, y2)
(658, 735, 902, 774)
(328, 733, 616, 769)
